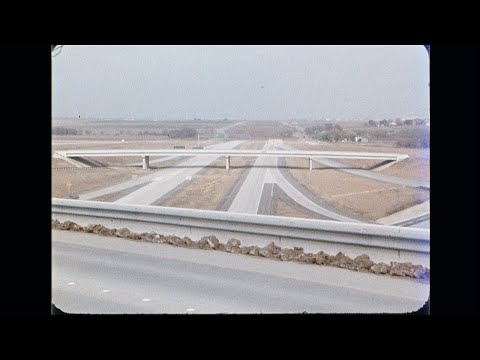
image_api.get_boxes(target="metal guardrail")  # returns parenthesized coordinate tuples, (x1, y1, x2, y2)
(56, 149, 408, 161)
(52, 198, 429, 254)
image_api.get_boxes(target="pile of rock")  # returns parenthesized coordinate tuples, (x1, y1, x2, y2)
(52, 219, 429, 280)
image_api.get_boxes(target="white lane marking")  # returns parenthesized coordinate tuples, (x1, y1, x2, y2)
(68, 282, 76, 285)
(102, 289, 111, 293)
(186, 308, 196, 312)
(142, 298, 151, 302)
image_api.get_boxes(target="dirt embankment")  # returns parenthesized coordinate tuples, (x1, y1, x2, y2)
(52, 219, 430, 281)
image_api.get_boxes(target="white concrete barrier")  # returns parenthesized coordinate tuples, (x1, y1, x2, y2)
(51, 198, 429, 266)
(57, 149, 408, 161)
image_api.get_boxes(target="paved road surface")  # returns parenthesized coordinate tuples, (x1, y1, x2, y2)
(228, 140, 362, 222)
(228, 141, 277, 214)
(52, 230, 429, 314)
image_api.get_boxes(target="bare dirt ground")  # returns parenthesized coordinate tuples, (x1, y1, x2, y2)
(162, 157, 251, 210)
(285, 140, 430, 181)
(162, 140, 265, 210)
(284, 157, 429, 221)
(52, 168, 148, 198)
(275, 199, 315, 219)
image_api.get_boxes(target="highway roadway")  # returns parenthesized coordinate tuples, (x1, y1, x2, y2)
(52, 230, 429, 314)
(228, 140, 278, 214)
(228, 140, 362, 222)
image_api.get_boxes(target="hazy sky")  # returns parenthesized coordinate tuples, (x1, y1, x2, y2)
(52, 45, 429, 121)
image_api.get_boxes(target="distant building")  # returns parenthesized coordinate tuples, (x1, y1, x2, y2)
(389, 122, 397, 126)
(355, 136, 368, 143)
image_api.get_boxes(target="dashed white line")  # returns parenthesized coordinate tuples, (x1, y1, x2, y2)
(68, 282, 76, 285)
(186, 308, 196, 312)
(142, 298, 151, 302)
(102, 289, 111, 293)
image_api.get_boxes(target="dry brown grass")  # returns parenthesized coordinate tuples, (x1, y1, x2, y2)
(52, 139, 215, 153)
(284, 157, 429, 221)
(286, 140, 429, 158)
(275, 199, 315, 219)
(162, 157, 251, 210)
(379, 158, 430, 182)
(52, 168, 148, 198)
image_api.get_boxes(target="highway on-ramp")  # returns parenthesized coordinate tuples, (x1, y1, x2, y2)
(52, 230, 429, 314)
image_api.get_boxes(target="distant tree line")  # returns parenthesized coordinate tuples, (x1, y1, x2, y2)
(52, 127, 81, 135)
(304, 123, 356, 142)
(365, 119, 428, 127)
(396, 128, 430, 148)
(279, 128, 294, 138)
(165, 128, 198, 138)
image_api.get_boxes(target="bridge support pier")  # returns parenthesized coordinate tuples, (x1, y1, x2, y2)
(226, 155, 230, 170)
(309, 157, 313, 170)
(142, 155, 150, 169)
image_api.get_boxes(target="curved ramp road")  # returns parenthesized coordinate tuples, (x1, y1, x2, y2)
(228, 140, 362, 222)
(52, 231, 429, 314)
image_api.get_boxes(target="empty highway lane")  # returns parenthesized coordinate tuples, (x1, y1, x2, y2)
(52, 230, 429, 314)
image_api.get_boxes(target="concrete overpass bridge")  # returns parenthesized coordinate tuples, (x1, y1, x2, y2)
(55, 149, 408, 170)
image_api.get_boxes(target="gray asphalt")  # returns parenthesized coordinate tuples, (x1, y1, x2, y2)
(52, 230, 429, 314)
(228, 140, 278, 214)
